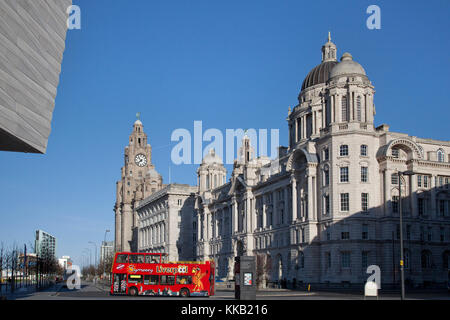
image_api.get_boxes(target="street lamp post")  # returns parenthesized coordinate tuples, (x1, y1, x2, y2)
(398, 170, 415, 301)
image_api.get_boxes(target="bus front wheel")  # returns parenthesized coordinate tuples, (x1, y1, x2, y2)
(128, 287, 138, 296)
(180, 288, 190, 297)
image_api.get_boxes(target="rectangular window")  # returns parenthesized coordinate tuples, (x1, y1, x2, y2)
(116, 254, 128, 263)
(176, 275, 193, 285)
(341, 252, 351, 268)
(341, 96, 348, 122)
(391, 174, 399, 185)
(341, 231, 350, 240)
(361, 193, 369, 212)
(144, 275, 159, 285)
(417, 175, 422, 187)
(392, 196, 399, 213)
(418, 198, 424, 216)
(324, 148, 329, 160)
(324, 195, 330, 215)
(406, 225, 411, 240)
(362, 251, 369, 270)
(362, 224, 368, 240)
(427, 227, 432, 242)
(324, 170, 330, 186)
(439, 200, 445, 216)
(160, 275, 175, 286)
(129, 254, 145, 264)
(128, 274, 143, 284)
(326, 252, 331, 269)
(340, 193, 349, 211)
(423, 176, 429, 188)
(340, 167, 349, 182)
(340, 145, 349, 157)
(360, 145, 368, 156)
(361, 167, 368, 182)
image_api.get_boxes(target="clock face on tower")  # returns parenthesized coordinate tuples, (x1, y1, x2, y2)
(134, 153, 147, 167)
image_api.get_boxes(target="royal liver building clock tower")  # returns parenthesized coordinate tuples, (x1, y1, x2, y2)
(114, 118, 163, 252)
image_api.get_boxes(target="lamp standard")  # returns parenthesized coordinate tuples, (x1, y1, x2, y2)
(398, 170, 415, 300)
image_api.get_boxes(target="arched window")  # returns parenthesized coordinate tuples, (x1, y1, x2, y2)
(341, 96, 348, 122)
(437, 149, 445, 162)
(206, 175, 210, 189)
(356, 96, 362, 121)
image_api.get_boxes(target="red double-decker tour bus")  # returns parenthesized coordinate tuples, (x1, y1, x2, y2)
(110, 252, 215, 297)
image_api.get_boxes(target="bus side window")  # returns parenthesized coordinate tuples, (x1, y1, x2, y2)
(160, 275, 175, 286)
(128, 274, 143, 284)
(144, 275, 158, 285)
(176, 275, 192, 285)
(145, 255, 158, 264)
(116, 254, 128, 263)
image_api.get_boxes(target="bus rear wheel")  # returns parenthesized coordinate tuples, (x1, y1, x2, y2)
(128, 287, 138, 296)
(180, 288, 190, 297)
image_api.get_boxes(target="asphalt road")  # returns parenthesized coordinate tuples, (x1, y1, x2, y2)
(10, 281, 450, 300)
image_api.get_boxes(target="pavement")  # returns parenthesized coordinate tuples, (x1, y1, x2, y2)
(3, 280, 449, 300)
(1, 282, 65, 300)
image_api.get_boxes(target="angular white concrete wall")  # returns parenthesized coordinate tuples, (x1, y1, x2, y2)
(0, 0, 71, 153)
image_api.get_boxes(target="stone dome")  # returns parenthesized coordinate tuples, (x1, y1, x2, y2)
(301, 60, 338, 91)
(329, 52, 367, 79)
(202, 149, 223, 165)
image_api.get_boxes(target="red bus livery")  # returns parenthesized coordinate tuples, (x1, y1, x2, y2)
(111, 252, 215, 297)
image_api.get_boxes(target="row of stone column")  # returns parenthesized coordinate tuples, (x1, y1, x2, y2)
(328, 92, 374, 124)
(140, 222, 166, 248)
(197, 172, 318, 256)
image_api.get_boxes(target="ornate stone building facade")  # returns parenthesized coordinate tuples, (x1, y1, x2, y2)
(195, 36, 450, 288)
(135, 184, 198, 261)
(117, 36, 450, 288)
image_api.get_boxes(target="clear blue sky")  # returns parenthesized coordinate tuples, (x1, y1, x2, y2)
(1, 0, 449, 266)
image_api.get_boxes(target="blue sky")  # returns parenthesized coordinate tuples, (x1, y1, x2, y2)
(1, 0, 449, 266)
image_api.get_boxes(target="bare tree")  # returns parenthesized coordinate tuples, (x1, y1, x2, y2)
(0, 242, 4, 295)
(256, 254, 272, 289)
